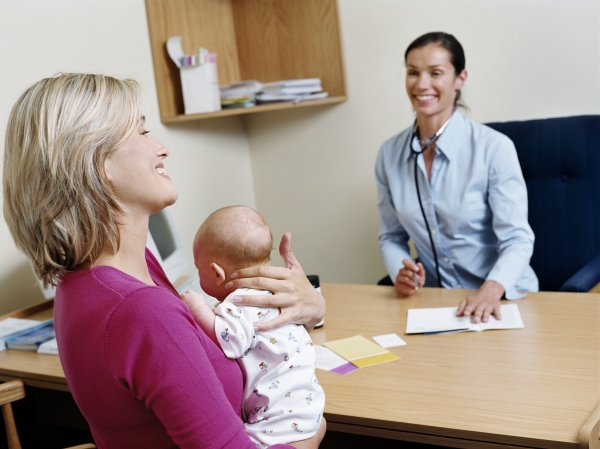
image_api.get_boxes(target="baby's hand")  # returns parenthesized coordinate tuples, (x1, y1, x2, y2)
(181, 288, 205, 309)
(181, 290, 213, 323)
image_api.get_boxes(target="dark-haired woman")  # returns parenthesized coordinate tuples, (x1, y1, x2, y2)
(376, 32, 538, 323)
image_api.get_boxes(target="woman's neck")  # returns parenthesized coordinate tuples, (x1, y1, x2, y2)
(94, 212, 155, 285)
(416, 109, 454, 142)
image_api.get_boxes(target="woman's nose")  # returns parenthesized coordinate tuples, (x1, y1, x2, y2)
(156, 137, 169, 158)
(417, 74, 430, 89)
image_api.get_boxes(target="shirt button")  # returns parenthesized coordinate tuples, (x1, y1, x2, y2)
(427, 198, 432, 204)
(456, 284, 462, 289)
(431, 229, 437, 235)
(433, 163, 440, 170)
(443, 257, 449, 263)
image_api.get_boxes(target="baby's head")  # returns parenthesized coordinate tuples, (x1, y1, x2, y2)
(193, 206, 273, 301)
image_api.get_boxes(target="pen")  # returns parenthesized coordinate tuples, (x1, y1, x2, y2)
(413, 270, 418, 290)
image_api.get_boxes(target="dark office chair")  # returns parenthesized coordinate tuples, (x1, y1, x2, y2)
(377, 116, 600, 292)
(487, 115, 600, 292)
(0, 380, 96, 449)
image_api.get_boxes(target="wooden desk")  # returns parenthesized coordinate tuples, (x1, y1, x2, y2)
(0, 286, 597, 448)
(0, 300, 67, 392)
(312, 284, 600, 449)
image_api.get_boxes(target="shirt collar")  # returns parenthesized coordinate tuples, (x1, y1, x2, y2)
(405, 109, 465, 163)
(431, 109, 464, 162)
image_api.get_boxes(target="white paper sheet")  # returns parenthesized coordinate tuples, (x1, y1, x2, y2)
(406, 304, 524, 334)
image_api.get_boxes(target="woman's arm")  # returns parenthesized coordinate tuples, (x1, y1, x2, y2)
(107, 292, 293, 449)
(456, 135, 534, 322)
(223, 233, 325, 332)
(375, 143, 424, 296)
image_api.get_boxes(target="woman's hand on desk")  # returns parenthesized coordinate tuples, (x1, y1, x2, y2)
(394, 259, 425, 296)
(225, 232, 326, 333)
(456, 280, 504, 323)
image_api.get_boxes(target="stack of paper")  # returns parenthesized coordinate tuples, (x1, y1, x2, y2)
(37, 337, 59, 355)
(256, 78, 328, 103)
(5, 319, 55, 352)
(0, 318, 45, 350)
(324, 335, 400, 368)
(220, 80, 263, 109)
(406, 303, 524, 335)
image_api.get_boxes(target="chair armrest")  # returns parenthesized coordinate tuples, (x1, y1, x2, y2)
(559, 254, 600, 292)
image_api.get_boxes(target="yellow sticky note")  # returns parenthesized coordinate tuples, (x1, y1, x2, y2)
(323, 335, 400, 368)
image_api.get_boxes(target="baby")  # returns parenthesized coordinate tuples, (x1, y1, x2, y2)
(186, 205, 324, 448)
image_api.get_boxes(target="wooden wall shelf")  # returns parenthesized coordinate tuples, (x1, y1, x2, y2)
(145, 0, 347, 123)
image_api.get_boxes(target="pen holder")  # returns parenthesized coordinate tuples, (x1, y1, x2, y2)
(166, 36, 221, 115)
(307, 275, 325, 328)
(178, 61, 221, 115)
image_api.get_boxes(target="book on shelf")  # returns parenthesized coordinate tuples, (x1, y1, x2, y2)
(256, 92, 329, 103)
(0, 317, 44, 350)
(405, 304, 524, 335)
(221, 97, 256, 109)
(260, 85, 322, 95)
(220, 80, 263, 101)
(5, 319, 56, 352)
(261, 78, 321, 88)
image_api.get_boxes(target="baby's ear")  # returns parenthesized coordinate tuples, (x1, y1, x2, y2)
(210, 263, 226, 285)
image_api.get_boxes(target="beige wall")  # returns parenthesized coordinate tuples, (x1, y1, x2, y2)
(0, 0, 599, 313)
(248, 0, 600, 284)
(0, 0, 255, 314)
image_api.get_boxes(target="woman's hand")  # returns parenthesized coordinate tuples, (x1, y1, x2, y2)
(394, 258, 425, 296)
(456, 280, 504, 323)
(289, 417, 326, 449)
(224, 233, 325, 332)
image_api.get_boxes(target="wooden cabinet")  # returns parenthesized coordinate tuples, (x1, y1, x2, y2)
(145, 0, 347, 123)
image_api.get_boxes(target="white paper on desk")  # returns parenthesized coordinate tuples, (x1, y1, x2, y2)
(314, 345, 350, 371)
(372, 333, 407, 348)
(406, 304, 524, 334)
(37, 337, 59, 355)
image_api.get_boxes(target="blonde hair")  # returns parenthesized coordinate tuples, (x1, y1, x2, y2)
(194, 206, 273, 269)
(3, 73, 142, 287)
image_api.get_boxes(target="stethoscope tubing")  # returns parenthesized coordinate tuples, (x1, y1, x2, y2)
(408, 115, 453, 288)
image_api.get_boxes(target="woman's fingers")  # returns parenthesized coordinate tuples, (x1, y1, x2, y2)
(416, 262, 426, 287)
(279, 232, 302, 270)
(225, 232, 324, 330)
(254, 310, 295, 332)
(231, 292, 294, 309)
(231, 264, 289, 282)
(456, 281, 504, 323)
(394, 268, 418, 296)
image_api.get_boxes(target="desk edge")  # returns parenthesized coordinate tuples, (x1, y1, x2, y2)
(579, 402, 600, 449)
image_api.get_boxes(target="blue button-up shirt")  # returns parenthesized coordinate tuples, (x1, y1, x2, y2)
(375, 110, 538, 299)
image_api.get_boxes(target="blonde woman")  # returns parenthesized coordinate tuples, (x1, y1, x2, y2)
(3, 73, 325, 449)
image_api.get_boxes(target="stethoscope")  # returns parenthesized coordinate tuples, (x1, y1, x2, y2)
(409, 114, 452, 288)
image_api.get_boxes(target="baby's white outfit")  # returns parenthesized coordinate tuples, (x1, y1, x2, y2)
(214, 288, 325, 448)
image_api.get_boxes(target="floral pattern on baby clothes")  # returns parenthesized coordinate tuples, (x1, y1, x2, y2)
(214, 288, 325, 447)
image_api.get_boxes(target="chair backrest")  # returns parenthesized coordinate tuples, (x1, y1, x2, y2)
(0, 380, 96, 449)
(486, 115, 600, 291)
